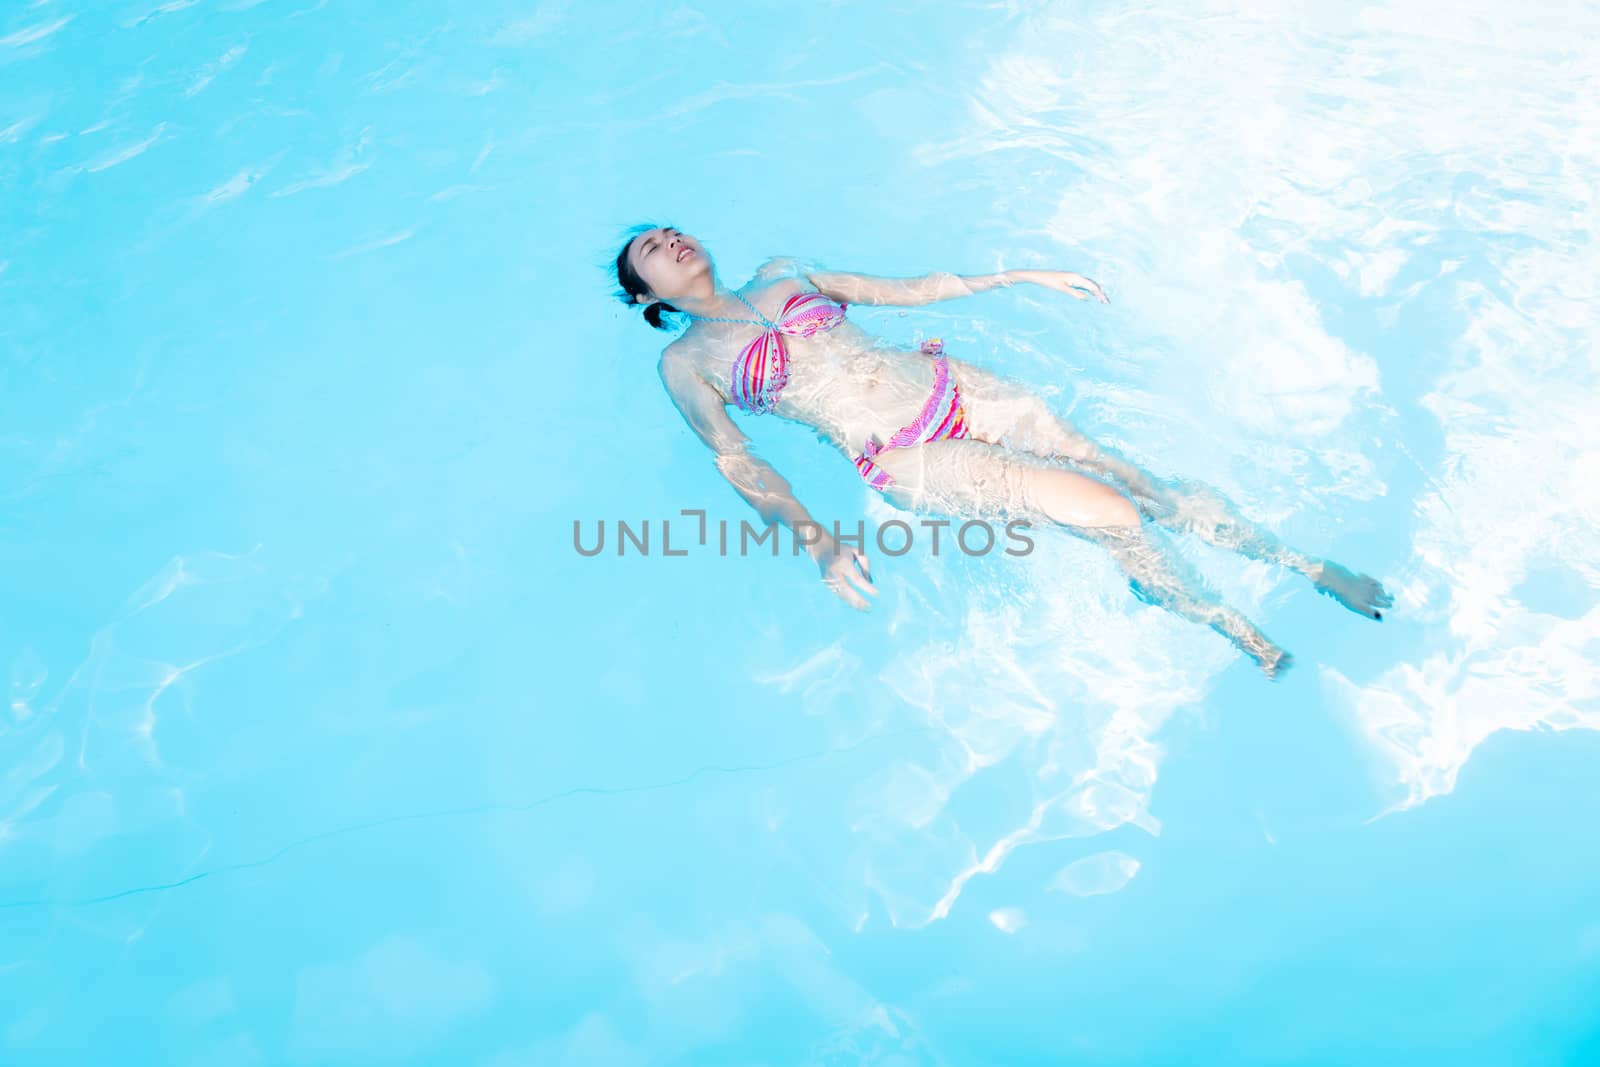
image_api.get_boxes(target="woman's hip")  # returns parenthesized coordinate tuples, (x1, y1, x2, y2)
(852, 343, 973, 489)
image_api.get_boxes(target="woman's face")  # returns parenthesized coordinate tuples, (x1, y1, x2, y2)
(628, 226, 710, 302)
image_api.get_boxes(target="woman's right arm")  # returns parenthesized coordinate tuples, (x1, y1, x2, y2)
(657, 348, 878, 610)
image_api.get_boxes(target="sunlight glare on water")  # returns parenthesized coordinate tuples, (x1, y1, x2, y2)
(1, 1, 1596, 1063)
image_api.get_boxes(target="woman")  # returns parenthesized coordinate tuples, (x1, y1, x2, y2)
(612, 223, 1391, 679)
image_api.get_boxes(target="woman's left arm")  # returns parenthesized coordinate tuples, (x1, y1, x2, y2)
(806, 267, 1108, 307)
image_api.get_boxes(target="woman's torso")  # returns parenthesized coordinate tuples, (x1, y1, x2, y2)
(673, 279, 944, 453)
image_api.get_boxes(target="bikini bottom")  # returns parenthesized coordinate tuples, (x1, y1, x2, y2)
(852, 340, 970, 491)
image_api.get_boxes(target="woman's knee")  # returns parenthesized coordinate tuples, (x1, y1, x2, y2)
(1029, 468, 1142, 528)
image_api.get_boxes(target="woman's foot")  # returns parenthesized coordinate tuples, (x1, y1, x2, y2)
(1312, 561, 1393, 621)
(1258, 645, 1294, 682)
(1211, 610, 1294, 681)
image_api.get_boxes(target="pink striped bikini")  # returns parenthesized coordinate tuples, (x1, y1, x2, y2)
(852, 338, 971, 490)
(686, 289, 972, 491)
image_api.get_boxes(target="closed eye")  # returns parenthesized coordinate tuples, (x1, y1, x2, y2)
(642, 228, 680, 258)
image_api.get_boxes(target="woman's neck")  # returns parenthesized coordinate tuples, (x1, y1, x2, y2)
(666, 281, 757, 321)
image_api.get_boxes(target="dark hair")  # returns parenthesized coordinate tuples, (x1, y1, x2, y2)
(613, 221, 683, 331)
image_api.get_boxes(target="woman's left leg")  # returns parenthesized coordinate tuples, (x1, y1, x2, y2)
(938, 354, 1155, 490)
(943, 355, 1390, 620)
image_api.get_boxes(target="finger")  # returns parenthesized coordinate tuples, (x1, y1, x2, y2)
(840, 554, 877, 595)
(826, 576, 869, 611)
(856, 552, 872, 580)
(849, 568, 880, 598)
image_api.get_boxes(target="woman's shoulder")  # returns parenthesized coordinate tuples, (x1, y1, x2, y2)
(750, 255, 824, 290)
(657, 335, 726, 397)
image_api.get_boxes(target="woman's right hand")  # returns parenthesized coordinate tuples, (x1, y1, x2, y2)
(812, 534, 878, 611)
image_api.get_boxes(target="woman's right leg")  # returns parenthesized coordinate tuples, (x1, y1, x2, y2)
(866, 439, 1293, 678)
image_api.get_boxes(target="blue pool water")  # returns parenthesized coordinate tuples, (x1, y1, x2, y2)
(3, 2, 1598, 1064)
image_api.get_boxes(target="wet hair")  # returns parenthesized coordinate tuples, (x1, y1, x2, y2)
(613, 221, 684, 331)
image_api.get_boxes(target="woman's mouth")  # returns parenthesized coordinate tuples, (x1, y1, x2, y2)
(677, 247, 696, 263)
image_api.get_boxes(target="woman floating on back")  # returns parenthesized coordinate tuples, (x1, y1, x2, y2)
(613, 225, 1392, 679)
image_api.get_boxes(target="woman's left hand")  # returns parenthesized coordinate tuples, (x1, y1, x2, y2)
(1009, 269, 1109, 304)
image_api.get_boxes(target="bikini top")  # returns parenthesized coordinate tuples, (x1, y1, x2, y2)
(685, 288, 849, 414)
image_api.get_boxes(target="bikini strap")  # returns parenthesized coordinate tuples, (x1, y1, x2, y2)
(732, 289, 779, 330)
